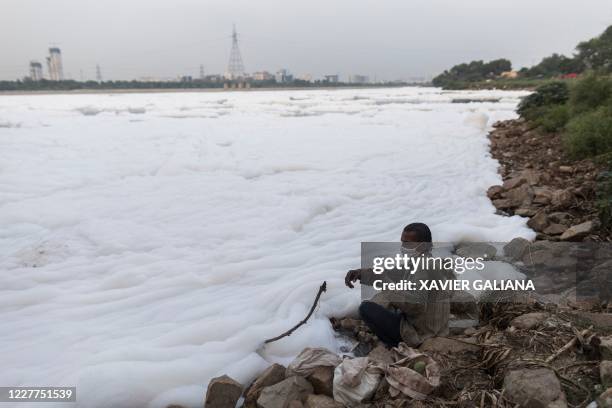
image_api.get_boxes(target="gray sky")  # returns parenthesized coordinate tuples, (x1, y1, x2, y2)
(1, 0, 611, 81)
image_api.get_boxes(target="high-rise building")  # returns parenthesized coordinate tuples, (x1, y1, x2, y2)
(46, 47, 64, 81)
(29, 61, 43, 81)
(275, 69, 293, 83)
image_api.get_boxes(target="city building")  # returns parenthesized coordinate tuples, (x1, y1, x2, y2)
(349, 75, 369, 84)
(296, 73, 313, 82)
(29, 61, 43, 81)
(204, 74, 224, 83)
(138, 76, 177, 82)
(46, 47, 64, 81)
(252, 71, 274, 81)
(324, 74, 339, 83)
(500, 70, 518, 79)
(275, 69, 293, 83)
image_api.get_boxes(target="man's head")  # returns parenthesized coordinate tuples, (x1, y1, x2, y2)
(401, 223, 432, 252)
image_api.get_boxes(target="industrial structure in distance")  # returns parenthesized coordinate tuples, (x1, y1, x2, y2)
(20, 26, 414, 87)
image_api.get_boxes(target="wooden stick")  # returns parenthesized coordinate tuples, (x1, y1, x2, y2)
(264, 281, 327, 344)
(545, 327, 592, 363)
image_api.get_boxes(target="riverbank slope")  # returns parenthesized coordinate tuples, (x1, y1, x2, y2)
(487, 118, 607, 242)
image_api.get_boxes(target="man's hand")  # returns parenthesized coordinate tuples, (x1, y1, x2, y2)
(345, 269, 362, 288)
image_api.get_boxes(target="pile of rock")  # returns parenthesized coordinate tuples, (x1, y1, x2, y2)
(203, 350, 342, 408)
(487, 118, 603, 241)
(196, 303, 612, 407)
(204, 369, 337, 408)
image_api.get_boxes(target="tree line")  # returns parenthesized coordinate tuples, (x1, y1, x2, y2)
(433, 25, 612, 88)
(0, 78, 406, 92)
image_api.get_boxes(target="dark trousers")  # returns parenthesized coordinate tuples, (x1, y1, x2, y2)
(358, 301, 402, 347)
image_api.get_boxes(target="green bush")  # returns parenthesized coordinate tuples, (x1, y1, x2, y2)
(432, 58, 512, 87)
(517, 81, 570, 119)
(564, 107, 612, 158)
(533, 104, 570, 132)
(569, 74, 612, 114)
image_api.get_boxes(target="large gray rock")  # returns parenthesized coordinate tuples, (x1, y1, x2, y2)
(520, 169, 542, 185)
(521, 241, 576, 270)
(527, 210, 549, 232)
(551, 189, 574, 209)
(516, 207, 538, 217)
(493, 198, 515, 210)
(205, 375, 243, 408)
(533, 187, 554, 205)
(244, 364, 286, 407)
(503, 170, 540, 189)
(560, 221, 595, 241)
(548, 212, 573, 225)
(503, 176, 526, 190)
(257, 376, 313, 408)
(504, 238, 531, 261)
(543, 223, 567, 236)
(522, 247, 554, 267)
(487, 185, 505, 200)
(504, 368, 567, 408)
(506, 184, 534, 208)
(510, 312, 549, 330)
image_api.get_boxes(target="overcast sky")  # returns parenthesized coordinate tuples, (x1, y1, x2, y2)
(1, 0, 611, 81)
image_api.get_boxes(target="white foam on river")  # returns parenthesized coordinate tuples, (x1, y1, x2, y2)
(0, 87, 534, 407)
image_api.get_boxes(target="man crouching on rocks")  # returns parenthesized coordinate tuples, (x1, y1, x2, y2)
(344, 223, 452, 347)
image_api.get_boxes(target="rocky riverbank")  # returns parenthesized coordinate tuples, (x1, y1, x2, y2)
(199, 232, 612, 407)
(201, 290, 612, 408)
(193, 119, 612, 408)
(487, 118, 606, 242)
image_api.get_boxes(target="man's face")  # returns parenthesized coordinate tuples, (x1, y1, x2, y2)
(401, 230, 420, 249)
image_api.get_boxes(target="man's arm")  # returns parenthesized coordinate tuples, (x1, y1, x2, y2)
(344, 268, 376, 288)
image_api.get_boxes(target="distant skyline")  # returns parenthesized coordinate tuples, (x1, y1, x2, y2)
(1, 0, 611, 81)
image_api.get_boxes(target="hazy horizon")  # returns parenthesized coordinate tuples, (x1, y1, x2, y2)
(1, 0, 611, 81)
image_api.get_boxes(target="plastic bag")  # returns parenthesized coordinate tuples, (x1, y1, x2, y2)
(285, 347, 342, 377)
(333, 357, 383, 407)
(386, 343, 441, 400)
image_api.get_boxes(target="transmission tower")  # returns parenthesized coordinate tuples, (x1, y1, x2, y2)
(200, 64, 205, 79)
(96, 64, 103, 82)
(225, 25, 245, 80)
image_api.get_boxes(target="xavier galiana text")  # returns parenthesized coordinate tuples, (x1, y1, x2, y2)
(371, 254, 536, 292)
